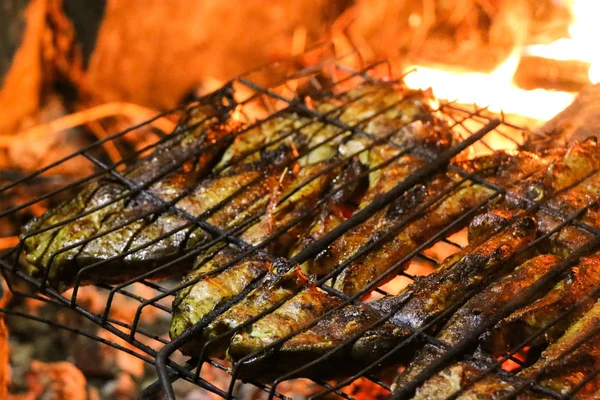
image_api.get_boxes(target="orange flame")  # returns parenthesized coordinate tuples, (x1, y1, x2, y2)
(526, 0, 600, 83)
(402, 0, 600, 122)
(402, 52, 576, 121)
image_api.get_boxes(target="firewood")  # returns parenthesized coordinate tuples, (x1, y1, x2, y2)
(0, 0, 46, 136)
(513, 55, 591, 92)
(526, 84, 600, 151)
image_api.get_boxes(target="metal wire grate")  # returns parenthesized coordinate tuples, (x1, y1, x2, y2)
(1, 47, 600, 400)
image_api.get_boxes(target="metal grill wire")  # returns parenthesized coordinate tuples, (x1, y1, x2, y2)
(0, 48, 599, 400)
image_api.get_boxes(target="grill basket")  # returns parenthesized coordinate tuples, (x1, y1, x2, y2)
(1, 47, 599, 400)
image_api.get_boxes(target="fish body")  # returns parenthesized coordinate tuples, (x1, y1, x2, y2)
(232, 297, 409, 381)
(170, 150, 341, 346)
(227, 216, 538, 381)
(170, 83, 451, 353)
(332, 148, 554, 295)
(394, 254, 562, 391)
(482, 255, 600, 356)
(200, 265, 309, 357)
(20, 114, 237, 290)
(415, 300, 600, 399)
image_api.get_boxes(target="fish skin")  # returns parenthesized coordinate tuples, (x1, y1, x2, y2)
(411, 361, 510, 400)
(200, 264, 309, 358)
(19, 101, 334, 291)
(20, 113, 237, 291)
(219, 146, 561, 379)
(482, 255, 600, 357)
(169, 157, 340, 348)
(394, 254, 562, 391)
(519, 299, 600, 398)
(217, 139, 600, 382)
(331, 148, 556, 296)
(227, 286, 342, 377)
(169, 83, 452, 354)
(232, 297, 410, 382)
(226, 216, 538, 381)
(289, 158, 365, 277)
(376, 216, 538, 331)
(292, 82, 457, 280)
(415, 300, 600, 399)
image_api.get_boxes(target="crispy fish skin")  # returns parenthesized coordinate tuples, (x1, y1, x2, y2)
(31, 167, 282, 290)
(19, 101, 329, 291)
(222, 142, 600, 380)
(513, 139, 600, 256)
(376, 217, 538, 331)
(169, 253, 271, 346)
(170, 158, 340, 346)
(233, 299, 409, 381)
(288, 158, 365, 276)
(20, 114, 237, 291)
(519, 299, 600, 398)
(170, 83, 449, 352)
(411, 361, 512, 400)
(19, 139, 302, 291)
(222, 150, 551, 378)
(482, 255, 600, 357)
(226, 217, 537, 381)
(227, 286, 341, 372)
(199, 265, 309, 357)
(292, 82, 456, 279)
(394, 254, 562, 391)
(332, 148, 555, 295)
(420, 301, 600, 399)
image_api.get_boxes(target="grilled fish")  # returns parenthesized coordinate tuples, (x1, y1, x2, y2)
(393, 254, 562, 390)
(330, 150, 545, 295)
(168, 99, 354, 344)
(169, 155, 340, 347)
(291, 83, 456, 282)
(19, 94, 345, 291)
(200, 264, 309, 357)
(231, 288, 408, 381)
(227, 216, 538, 381)
(225, 138, 600, 380)
(219, 146, 559, 375)
(20, 112, 237, 291)
(411, 360, 506, 400)
(170, 83, 452, 352)
(518, 298, 600, 398)
(482, 255, 600, 356)
(414, 300, 600, 399)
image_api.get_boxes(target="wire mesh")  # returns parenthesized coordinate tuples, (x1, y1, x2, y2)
(1, 46, 599, 400)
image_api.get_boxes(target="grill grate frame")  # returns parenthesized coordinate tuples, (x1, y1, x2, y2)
(0, 48, 599, 400)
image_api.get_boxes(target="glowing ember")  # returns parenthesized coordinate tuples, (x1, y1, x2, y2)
(526, 0, 600, 84)
(402, 53, 576, 121)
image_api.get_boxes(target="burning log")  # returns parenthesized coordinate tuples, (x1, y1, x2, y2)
(513, 55, 592, 92)
(526, 83, 600, 151)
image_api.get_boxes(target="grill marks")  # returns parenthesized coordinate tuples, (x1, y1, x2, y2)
(393, 254, 563, 392)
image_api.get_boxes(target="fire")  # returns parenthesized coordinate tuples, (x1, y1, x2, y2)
(402, 0, 600, 122)
(526, 0, 600, 83)
(402, 53, 576, 122)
